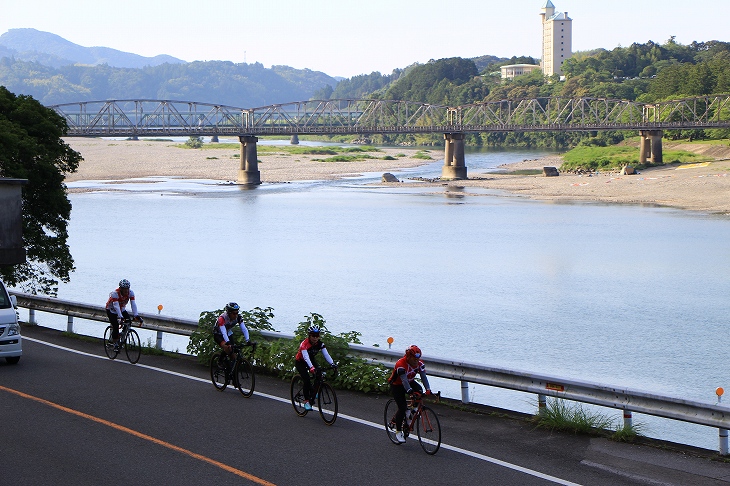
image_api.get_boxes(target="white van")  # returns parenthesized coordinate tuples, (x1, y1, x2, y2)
(0, 279, 21, 364)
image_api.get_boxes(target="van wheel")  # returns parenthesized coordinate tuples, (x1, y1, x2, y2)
(6, 357, 20, 364)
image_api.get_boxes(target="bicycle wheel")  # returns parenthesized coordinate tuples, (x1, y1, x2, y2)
(125, 329, 142, 364)
(103, 326, 119, 360)
(383, 399, 403, 445)
(290, 375, 308, 416)
(317, 382, 338, 425)
(416, 406, 441, 455)
(235, 358, 255, 397)
(210, 352, 229, 391)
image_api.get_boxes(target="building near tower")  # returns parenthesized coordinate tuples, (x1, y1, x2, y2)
(540, 0, 572, 77)
(500, 64, 541, 80)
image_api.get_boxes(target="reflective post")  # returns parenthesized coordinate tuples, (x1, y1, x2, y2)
(538, 393, 547, 416)
(460, 380, 470, 404)
(67, 315, 74, 333)
(718, 388, 727, 455)
(29, 308, 36, 325)
(623, 409, 633, 428)
(720, 428, 729, 456)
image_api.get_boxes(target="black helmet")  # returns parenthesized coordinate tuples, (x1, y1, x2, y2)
(119, 279, 131, 289)
(307, 325, 320, 335)
(225, 302, 240, 312)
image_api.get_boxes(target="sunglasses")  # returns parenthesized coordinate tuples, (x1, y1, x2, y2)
(413, 353, 421, 358)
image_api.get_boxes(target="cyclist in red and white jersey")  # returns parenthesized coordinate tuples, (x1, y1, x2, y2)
(388, 345, 432, 443)
(213, 302, 251, 359)
(295, 325, 337, 411)
(105, 279, 142, 349)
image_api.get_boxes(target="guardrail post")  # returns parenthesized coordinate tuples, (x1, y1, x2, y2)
(29, 308, 36, 324)
(623, 409, 633, 428)
(156, 330, 163, 349)
(66, 315, 74, 333)
(538, 393, 547, 416)
(720, 428, 729, 455)
(460, 380, 470, 404)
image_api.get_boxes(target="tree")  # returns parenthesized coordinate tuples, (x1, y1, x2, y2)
(184, 136, 204, 148)
(0, 86, 81, 295)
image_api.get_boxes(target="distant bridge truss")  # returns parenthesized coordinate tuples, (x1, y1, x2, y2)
(49, 95, 730, 137)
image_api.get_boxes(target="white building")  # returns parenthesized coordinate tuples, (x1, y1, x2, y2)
(540, 1, 572, 77)
(500, 64, 541, 80)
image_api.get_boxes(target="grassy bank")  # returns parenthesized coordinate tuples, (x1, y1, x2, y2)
(561, 145, 708, 172)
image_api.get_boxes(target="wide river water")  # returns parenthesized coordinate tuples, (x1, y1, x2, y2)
(41, 140, 730, 451)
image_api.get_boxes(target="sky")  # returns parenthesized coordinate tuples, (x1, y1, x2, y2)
(0, 0, 727, 78)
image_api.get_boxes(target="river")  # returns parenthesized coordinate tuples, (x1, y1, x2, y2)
(41, 141, 730, 451)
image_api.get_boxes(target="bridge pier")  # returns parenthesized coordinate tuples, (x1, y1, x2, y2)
(441, 133, 467, 180)
(290, 134, 299, 145)
(639, 130, 663, 165)
(238, 135, 261, 185)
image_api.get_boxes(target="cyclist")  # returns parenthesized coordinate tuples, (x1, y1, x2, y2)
(213, 302, 251, 362)
(295, 325, 337, 411)
(105, 279, 143, 350)
(388, 345, 432, 443)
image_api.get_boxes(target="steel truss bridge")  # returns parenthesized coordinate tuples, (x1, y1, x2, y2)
(49, 95, 730, 138)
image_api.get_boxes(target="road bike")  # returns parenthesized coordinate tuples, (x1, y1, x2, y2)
(103, 317, 142, 364)
(384, 391, 442, 454)
(210, 341, 256, 397)
(290, 367, 338, 425)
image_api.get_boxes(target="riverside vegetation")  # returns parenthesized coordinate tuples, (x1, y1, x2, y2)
(187, 307, 391, 394)
(179, 137, 425, 163)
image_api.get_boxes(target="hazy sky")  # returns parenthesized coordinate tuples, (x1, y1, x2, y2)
(1, 0, 726, 78)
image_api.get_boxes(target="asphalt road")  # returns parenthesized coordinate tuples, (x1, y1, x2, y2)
(2, 325, 729, 485)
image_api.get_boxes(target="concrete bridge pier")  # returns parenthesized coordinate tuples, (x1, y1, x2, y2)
(639, 130, 663, 165)
(290, 134, 299, 145)
(442, 132, 467, 180)
(238, 135, 261, 185)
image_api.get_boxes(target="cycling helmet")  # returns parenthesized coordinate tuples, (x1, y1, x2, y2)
(405, 345, 422, 359)
(119, 279, 131, 289)
(307, 325, 320, 335)
(225, 302, 240, 312)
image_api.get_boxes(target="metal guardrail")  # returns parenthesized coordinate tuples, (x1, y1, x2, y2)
(12, 292, 730, 454)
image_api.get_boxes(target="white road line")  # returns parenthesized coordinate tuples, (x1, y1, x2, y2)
(25, 336, 583, 486)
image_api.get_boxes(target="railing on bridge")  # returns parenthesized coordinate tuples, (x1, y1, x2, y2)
(48, 95, 730, 137)
(13, 291, 730, 455)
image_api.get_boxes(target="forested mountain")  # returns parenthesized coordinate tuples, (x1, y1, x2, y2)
(0, 29, 338, 106)
(0, 58, 339, 107)
(0, 29, 184, 68)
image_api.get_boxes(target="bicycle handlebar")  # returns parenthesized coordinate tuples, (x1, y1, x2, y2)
(232, 341, 257, 353)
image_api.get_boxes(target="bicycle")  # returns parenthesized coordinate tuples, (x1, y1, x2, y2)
(210, 341, 256, 397)
(103, 317, 142, 364)
(384, 391, 442, 454)
(290, 367, 338, 425)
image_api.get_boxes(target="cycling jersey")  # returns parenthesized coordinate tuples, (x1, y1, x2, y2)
(295, 338, 334, 368)
(105, 288, 138, 319)
(390, 356, 431, 391)
(213, 312, 250, 343)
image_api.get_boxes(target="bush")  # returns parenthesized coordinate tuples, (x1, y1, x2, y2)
(184, 136, 204, 148)
(187, 306, 276, 365)
(186, 308, 391, 394)
(290, 313, 391, 393)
